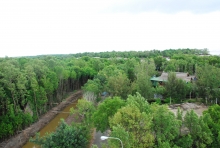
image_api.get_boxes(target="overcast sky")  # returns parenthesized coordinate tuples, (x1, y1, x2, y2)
(0, 0, 220, 57)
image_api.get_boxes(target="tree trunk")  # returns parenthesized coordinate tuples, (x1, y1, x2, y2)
(33, 91, 39, 119)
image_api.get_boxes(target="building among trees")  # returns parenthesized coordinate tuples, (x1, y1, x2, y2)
(151, 72, 195, 87)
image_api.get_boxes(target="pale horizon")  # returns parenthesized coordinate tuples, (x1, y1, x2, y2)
(0, 0, 220, 57)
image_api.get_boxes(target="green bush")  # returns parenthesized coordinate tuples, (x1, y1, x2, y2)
(164, 98, 171, 104)
(163, 98, 180, 104)
(155, 98, 162, 105)
(30, 119, 89, 148)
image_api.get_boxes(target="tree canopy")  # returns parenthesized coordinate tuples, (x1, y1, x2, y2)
(2, 48, 220, 147)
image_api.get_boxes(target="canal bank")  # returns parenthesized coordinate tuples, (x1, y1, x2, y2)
(1, 90, 82, 148)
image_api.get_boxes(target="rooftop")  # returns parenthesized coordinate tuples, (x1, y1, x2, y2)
(151, 72, 195, 82)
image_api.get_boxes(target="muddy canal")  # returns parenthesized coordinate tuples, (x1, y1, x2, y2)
(1, 91, 82, 148)
(22, 100, 78, 148)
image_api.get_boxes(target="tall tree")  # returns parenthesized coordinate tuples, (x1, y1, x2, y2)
(126, 92, 151, 114)
(92, 97, 125, 132)
(151, 104, 180, 146)
(184, 110, 213, 147)
(154, 56, 165, 71)
(165, 72, 188, 103)
(107, 72, 131, 99)
(110, 105, 154, 147)
(203, 105, 220, 147)
(71, 99, 95, 128)
(133, 59, 155, 99)
(196, 64, 220, 103)
(165, 72, 178, 102)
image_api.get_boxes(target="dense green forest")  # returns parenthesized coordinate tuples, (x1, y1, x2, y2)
(70, 48, 209, 58)
(1, 49, 220, 147)
(0, 56, 99, 140)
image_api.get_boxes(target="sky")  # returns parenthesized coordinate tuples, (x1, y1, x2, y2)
(0, 0, 220, 57)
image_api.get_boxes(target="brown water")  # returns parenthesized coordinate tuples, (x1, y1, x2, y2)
(22, 101, 78, 148)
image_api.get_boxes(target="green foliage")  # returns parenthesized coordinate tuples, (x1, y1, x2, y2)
(0, 56, 97, 139)
(184, 110, 201, 139)
(91, 144, 99, 148)
(164, 97, 171, 104)
(175, 135, 193, 148)
(0, 106, 32, 139)
(72, 49, 209, 59)
(92, 97, 125, 132)
(184, 110, 213, 147)
(165, 72, 178, 99)
(107, 72, 131, 99)
(196, 64, 220, 102)
(82, 78, 102, 96)
(155, 99, 162, 105)
(177, 107, 183, 128)
(96, 97, 102, 103)
(187, 99, 197, 103)
(2, 49, 220, 145)
(126, 92, 151, 113)
(71, 99, 95, 127)
(82, 66, 97, 78)
(203, 105, 220, 147)
(164, 60, 176, 72)
(108, 125, 131, 148)
(203, 104, 220, 124)
(197, 116, 213, 147)
(152, 105, 180, 144)
(110, 105, 154, 147)
(165, 72, 188, 102)
(157, 139, 172, 148)
(30, 119, 89, 148)
(132, 60, 155, 99)
(124, 58, 137, 81)
(154, 56, 166, 71)
(154, 86, 165, 96)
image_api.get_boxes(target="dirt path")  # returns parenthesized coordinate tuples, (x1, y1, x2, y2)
(0, 90, 82, 148)
(169, 102, 208, 117)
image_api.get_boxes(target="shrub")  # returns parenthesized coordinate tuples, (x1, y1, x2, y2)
(30, 119, 89, 148)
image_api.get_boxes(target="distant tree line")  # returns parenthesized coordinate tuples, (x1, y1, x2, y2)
(70, 48, 209, 58)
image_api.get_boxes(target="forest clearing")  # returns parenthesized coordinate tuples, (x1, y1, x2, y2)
(169, 102, 207, 116)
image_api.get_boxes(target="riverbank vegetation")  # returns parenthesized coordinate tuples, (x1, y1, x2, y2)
(30, 119, 90, 148)
(0, 56, 98, 140)
(1, 48, 220, 147)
